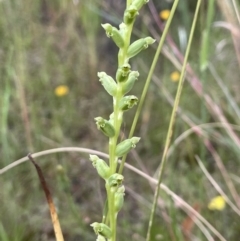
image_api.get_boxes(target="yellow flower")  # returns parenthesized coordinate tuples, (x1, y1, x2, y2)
(159, 10, 170, 20)
(54, 85, 69, 97)
(208, 195, 226, 211)
(170, 71, 180, 82)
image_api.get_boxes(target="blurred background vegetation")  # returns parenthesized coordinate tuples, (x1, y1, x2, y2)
(1, 0, 240, 240)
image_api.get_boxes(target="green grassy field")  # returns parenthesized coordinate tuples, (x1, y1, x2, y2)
(1, 0, 240, 240)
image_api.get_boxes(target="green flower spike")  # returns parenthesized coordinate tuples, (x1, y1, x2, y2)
(90, 222, 112, 239)
(98, 72, 117, 96)
(131, 0, 149, 11)
(101, 23, 125, 48)
(124, 5, 139, 25)
(114, 185, 125, 213)
(119, 95, 138, 111)
(95, 117, 115, 137)
(127, 36, 155, 59)
(107, 173, 124, 188)
(89, 155, 111, 180)
(122, 71, 139, 95)
(116, 137, 141, 157)
(116, 63, 131, 82)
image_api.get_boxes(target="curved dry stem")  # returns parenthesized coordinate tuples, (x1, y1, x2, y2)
(0, 147, 108, 175)
(1, 148, 226, 241)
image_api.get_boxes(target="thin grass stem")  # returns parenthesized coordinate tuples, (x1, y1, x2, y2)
(146, 1, 202, 240)
(232, 0, 240, 25)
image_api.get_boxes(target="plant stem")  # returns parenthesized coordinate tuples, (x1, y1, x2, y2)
(146, 0, 202, 240)
(107, 13, 136, 241)
(106, 185, 116, 241)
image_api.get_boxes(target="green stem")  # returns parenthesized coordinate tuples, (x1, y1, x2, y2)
(146, 0, 202, 240)
(106, 185, 116, 241)
(109, 93, 123, 174)
(107, 9, 136, 241)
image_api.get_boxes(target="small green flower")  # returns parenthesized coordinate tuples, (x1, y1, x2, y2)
(116, 63, 131, 82)
(89, 155, 111, 180)
(116, 137, 141, 157)
(124, 5, 139, 25)
(98, 72, 117, 96)
(119, 95, 138, 111)
(127, 37, 155, 59)
(122, 71, 139, 95)
(90, 222, 112, 239)
(107, 173, 124, 188)
(114, 185, 125, 213)
(101, 23, 125, 48)
(95, 117, 115, 137)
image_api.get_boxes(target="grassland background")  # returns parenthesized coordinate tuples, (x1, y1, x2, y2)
(1, 0, 240, 240)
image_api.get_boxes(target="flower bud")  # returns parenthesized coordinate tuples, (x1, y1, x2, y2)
(90, 222, 112, 239)
(119, 95, 138, 111)
(98, 72, 117, 96)
(116, 63, 131, 82)
(107, 173, 124, 188)
(114, 185, 125, 213)
(124, 5, 139, 25)
(101, 23, 124, 48)
(112, 29, 125, 49)
(127, 37, 155, 59)
(116, 137, 141, 157)
(122, 71, 139, 95)
(95, 117, 115, 137)
(101, 23, 113, 37)
(89, 155, 111, 180)
(131, 0, 149, 11)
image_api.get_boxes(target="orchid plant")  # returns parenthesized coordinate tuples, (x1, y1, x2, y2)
(89, 0, 155, 240)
